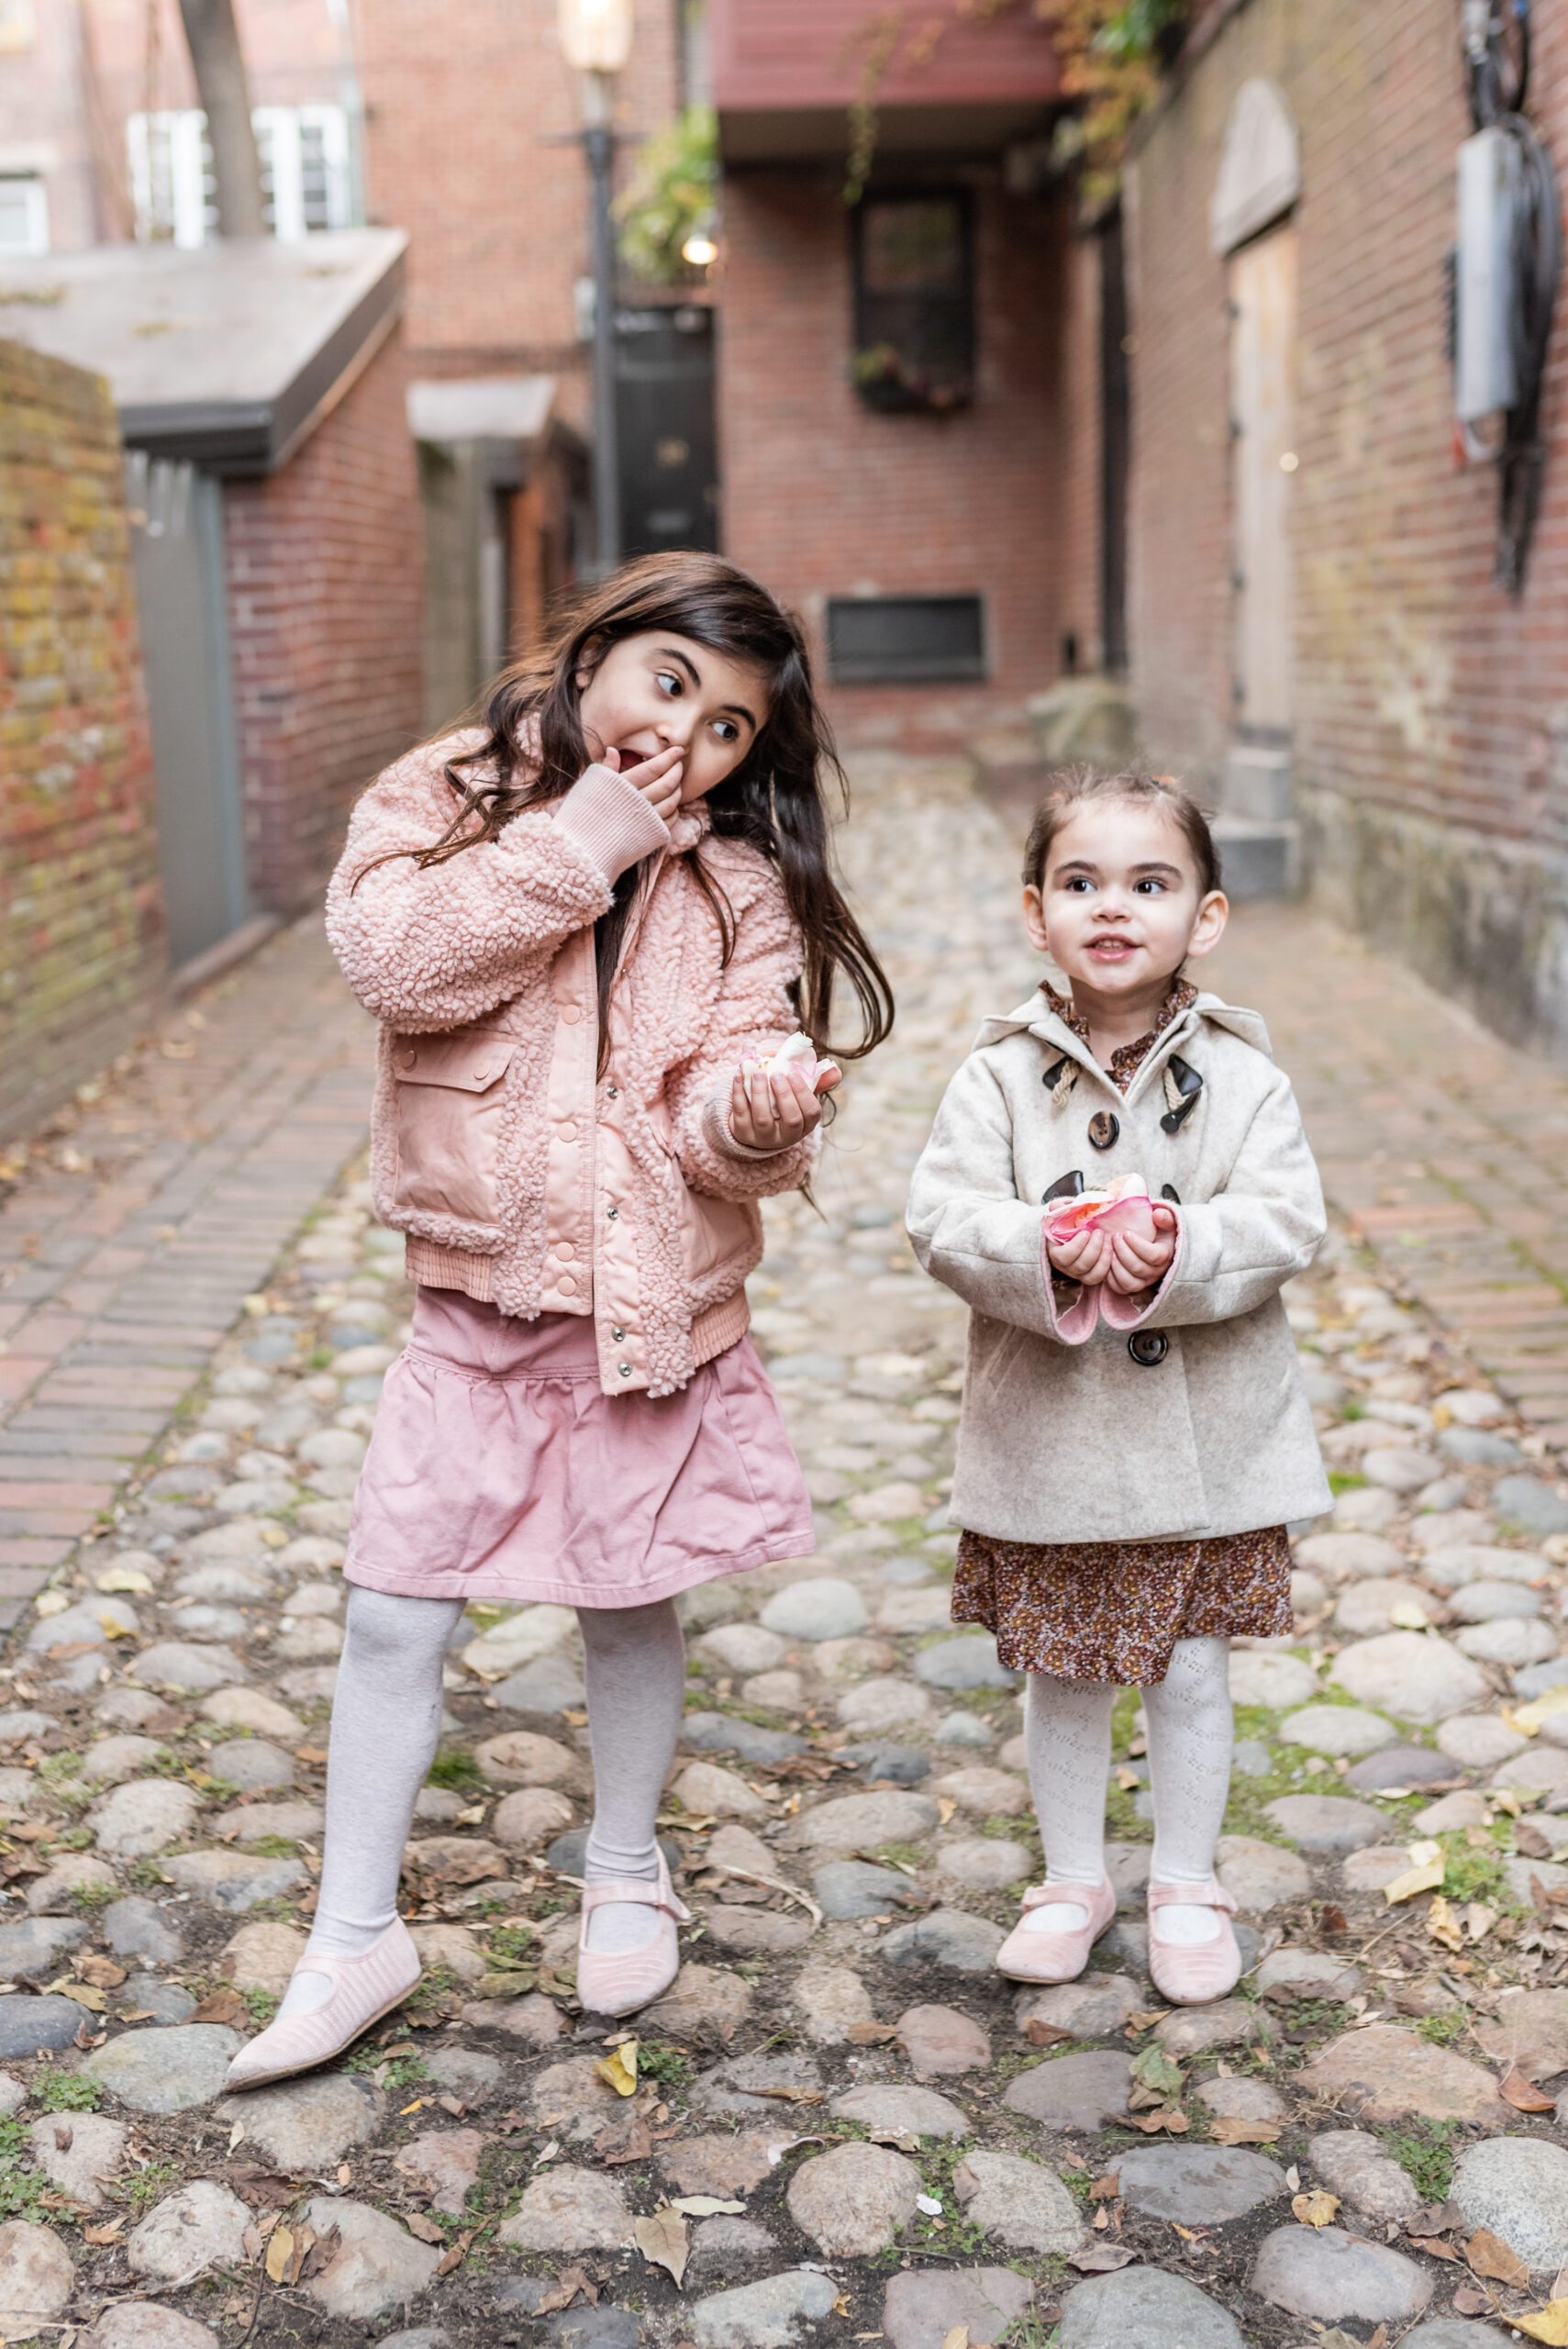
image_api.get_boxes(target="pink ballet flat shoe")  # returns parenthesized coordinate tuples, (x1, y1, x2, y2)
(995, 1878, 1117, 1985)
(223, 1916, 422, 2093)
(1147, 1877, 1241, 2006)
(575, 1852, 691, 2020)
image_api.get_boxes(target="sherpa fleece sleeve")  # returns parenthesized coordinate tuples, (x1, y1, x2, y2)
(326, 745, 667, 1031)
(906, 1051, 1077, 1341)
(667, 864, 821, 1201)
(1134, 1064, 1326, 1330)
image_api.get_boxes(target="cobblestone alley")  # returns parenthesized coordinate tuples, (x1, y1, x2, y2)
(4, 763, 1568, 2347)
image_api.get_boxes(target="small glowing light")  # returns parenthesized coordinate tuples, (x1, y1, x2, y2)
(682, 230, 718, 266)
(1279, 450, 1299, 473)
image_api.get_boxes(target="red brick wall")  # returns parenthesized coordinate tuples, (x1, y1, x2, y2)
(0, 340, 161, 1140)
(355, 0, 683, 424)
(1128, 0, 1568, 1051)
(718, 169, 1070, 750)
(223, 320, 425, 912)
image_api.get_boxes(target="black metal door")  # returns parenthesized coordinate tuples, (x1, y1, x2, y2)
(614, 304, 719, 559)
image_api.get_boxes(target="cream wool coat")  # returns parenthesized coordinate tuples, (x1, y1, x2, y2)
(906, 986, 1331, 1545)
(326, 736, 817, 1399)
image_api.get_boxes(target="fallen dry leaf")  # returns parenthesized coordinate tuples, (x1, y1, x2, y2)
(634, 2206, 689, 2290)
(405, 2212, 446, 2245)
(264, 2226, 294, 2284)
(1092, 2206, 1110, 2231)
(845, 2021, 899, 2045)
(1209, 2113, 1283, 2144)
(1426, 1894, 1467, 1954)
(1501, 2065, 1558, 2113)
(1451, 2285, 1495, 2317)
(1407, 2235, 1462, 2263)
(1466, 2228, 1530, 2287)
(1089, 2172, 1121, 2201)
(1117, 2107, 1189, 2133)
(1516, 2302, 1568, 2345)
(940, 2330, 970, 2349)
(42, 1976, 105, 2013)
(435, 2228, 473, 2279)
(188, 1989, 246, 2027)
(669, 2198, 745, 2218)
(1069, 2243, 1138, 2272)
(534, 2266, 597, 2313)
(1292, 2190, 1340, 2229)
(751, 2085, 823, 2106)
(594, 2110, 654, 2166)
(83, 2220, 123, 2245)
(1025, 2020, 1075, 2048)
(75, 1954, 125, 1989)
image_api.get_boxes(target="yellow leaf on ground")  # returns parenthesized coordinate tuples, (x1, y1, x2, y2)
(1507, 1688, 1568, 1736)
(1384, 1862, 1446, 1907)
(1515, 2301, 1568, 2345)
(1389, 1602, 1430, 1630)
(1292, 2190, 1340, 2229)
(1426, 1894, 1466, 1954)
(1407, 1840, 1443, 1866)
(940, 2330, 970, 2349)
(595, 2041, 638, 2098)
(265, 2226, 295, 2284)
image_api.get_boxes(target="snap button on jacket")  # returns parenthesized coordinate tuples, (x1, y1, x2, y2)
(327, 735, 818, 1398)
(906, 987, 1332, 1545)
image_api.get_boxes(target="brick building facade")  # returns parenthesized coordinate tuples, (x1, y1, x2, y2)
(223, 320, 424, 911)
(0, 339, 161, 1140)
(1124, 0, 1568, 1052)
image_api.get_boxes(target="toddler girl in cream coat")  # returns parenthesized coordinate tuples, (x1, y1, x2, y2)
(907, 768, 1329, 2004)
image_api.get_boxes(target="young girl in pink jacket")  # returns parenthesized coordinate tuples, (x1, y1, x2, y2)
(226, 553, 892, 2088)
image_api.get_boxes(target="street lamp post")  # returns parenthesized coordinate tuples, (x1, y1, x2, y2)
(559, 0, 635, 576)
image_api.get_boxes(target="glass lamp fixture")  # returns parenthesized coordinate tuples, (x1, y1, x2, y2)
(558, 0, 634, 73)
(682, 213, 719, 267)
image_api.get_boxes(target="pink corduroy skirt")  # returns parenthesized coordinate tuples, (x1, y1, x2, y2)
(342, 1287, 815, 1608)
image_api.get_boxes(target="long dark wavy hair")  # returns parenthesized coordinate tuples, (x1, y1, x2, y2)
(384, 551, 894, 1070)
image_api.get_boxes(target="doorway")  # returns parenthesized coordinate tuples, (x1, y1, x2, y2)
(1228, 221, 1296, 742)
(125, 453, 249, 970)
(615, 305, 719, 559)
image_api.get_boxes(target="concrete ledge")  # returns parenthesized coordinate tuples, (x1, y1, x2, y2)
(1298, 785, 1568, 1059)
(172, 914, 282, 1001)
(1213, 817, 1300, 901)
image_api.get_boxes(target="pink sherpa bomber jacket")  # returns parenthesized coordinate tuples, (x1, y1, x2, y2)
(325, 733, 818, 1398)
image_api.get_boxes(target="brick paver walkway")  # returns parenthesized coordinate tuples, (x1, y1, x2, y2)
(0, 918, 372, 1610)
(1212, 909, 1568, 1447)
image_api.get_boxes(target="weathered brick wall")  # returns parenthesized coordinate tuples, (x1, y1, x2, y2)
(719, 170, 1071, 750)
(1058, 230, 1104, 678)
(1128, 0, 1568, 1052)
(357, 0, 682, 420)
(223, 321, 426, 912)
(0, 340, 162, 1141)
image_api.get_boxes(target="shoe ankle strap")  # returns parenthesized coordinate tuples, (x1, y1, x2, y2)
(1021, 1879, 1108, 1912)
(1148, 1876, 1237, 1914)
(581, 1875, 692, 1923)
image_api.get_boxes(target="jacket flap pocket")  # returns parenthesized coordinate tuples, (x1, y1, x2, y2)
(392, 1033, 514, 1094)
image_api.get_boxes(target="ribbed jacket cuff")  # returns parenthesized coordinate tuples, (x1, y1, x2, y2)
(554, 764, 671, 882)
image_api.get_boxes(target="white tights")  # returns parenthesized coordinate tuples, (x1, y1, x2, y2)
(1021, 1634, 1234, 1948)
(280, 1586, 687, 2020)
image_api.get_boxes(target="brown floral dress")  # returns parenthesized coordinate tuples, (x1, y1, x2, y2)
(949, 978, 1294, 1686)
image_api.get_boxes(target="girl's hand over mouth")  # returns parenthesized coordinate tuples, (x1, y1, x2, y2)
(606, 742, 684, 827)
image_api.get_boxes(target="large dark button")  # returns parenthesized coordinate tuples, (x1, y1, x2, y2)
(1087, 1111, 1119, 1152)
(1128, 1330, 1169, 1366)
(1042, 1170, 1085, 1204)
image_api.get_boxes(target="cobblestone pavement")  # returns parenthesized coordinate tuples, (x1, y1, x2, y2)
(2, 766, 1568, 2345)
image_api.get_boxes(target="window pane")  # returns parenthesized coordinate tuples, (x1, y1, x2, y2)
(861, 199, 964, 294)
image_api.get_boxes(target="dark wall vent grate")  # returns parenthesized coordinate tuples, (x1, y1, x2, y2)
(825, 594, 986, 684)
